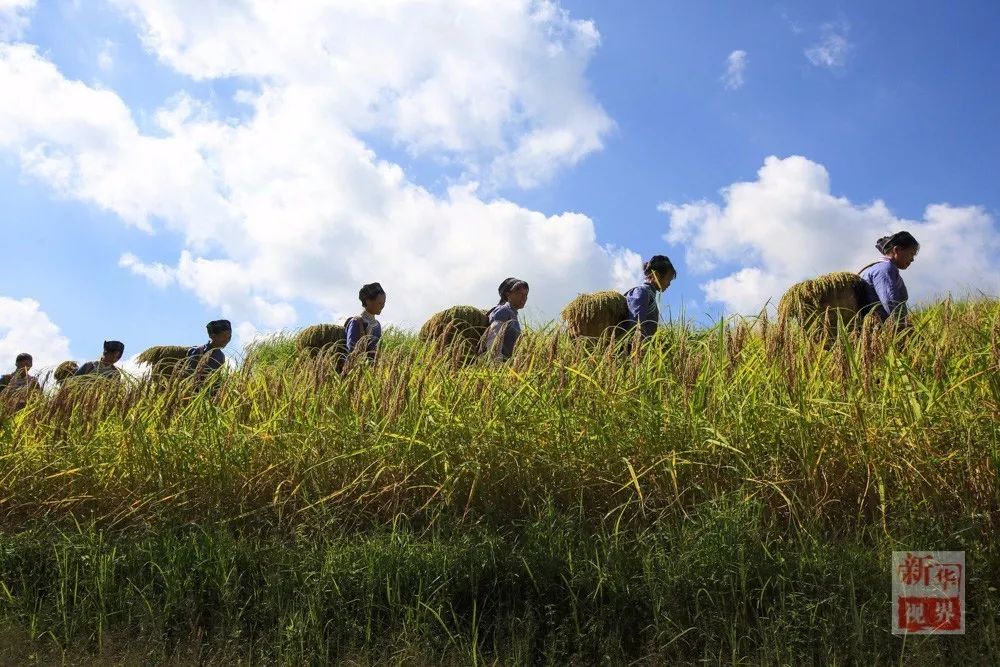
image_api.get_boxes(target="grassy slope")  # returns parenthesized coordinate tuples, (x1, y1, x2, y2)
(0, 300, 998, 663)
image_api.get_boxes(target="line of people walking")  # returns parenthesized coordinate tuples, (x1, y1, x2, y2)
(1, 232, 920, 411)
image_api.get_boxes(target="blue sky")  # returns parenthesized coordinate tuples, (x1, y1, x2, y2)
(1, 0, 998, 370)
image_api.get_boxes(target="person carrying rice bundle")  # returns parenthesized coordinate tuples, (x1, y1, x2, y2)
(0, 353, 41, 412)
(484, 278, 529, 362)
(858, 231, 919, 327)
(623, 255, 676, 339)
(345, 282, 385, 367)
(185, 320, 232, 391)
(75, 341, 125, 380)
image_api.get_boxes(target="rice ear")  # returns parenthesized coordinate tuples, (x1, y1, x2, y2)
(561, 290, 630, 338)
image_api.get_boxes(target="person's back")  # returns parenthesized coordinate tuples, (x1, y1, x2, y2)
(185, 343, 226, 375)
(75, 360, 122, 380)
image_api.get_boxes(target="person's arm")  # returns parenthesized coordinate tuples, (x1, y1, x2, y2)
(368, 322, 381, 361)
(74, 362, 94, 377)
(501, 316, 521, 360)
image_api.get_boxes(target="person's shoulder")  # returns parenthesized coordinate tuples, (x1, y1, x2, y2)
(867, 259, 895, 274)
(626, 284, 654, 300)
(493, 303, 516, 321)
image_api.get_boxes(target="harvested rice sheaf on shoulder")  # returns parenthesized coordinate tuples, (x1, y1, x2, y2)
(778, 272, 864, 325)
(53, 361, 78, 383)
(561, 290, 630, 338)
(136, 345, 190, 379)
(136, 345, 189, 366)
(419, 306, 490, 348)
(295, 324, 346, 356)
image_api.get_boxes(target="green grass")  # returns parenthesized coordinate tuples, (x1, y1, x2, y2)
(1, 299, 998, 663)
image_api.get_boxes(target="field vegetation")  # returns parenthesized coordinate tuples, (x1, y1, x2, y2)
(1, 299, 998, 664)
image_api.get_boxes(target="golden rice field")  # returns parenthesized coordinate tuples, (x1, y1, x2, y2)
(0, 298, 998, 664)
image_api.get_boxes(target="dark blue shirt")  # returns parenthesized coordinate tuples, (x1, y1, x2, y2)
(185, 343, 226, 376)
(74, 361, 122, 380)
(625, 282, 659, 338)
(485, 303, 521, 361)
(859, 259, 909, 321)
(345, 314, 382, 362)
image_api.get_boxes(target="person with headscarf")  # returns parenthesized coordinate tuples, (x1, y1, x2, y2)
(185, 320, 232, 389)
(858, 231, 919, 325)
(0, 353, 41, 411)
(345, 283, 385, 365)
(75, 341, 125, 379)
(484, 277, 529, 361)
(624, 255, 676, 339)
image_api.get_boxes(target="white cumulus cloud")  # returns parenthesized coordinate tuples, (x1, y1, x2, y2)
(660, 155, 1000, 314)
(110, 0, 613, 189)
(722, 50, 747, 90)
(0, 3, 643, 333)
(0, 296, 73, 371)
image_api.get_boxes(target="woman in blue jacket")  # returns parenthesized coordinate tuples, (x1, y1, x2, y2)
(624, 255, 676, 339)
(858, 231, 919, 326)
(485, 278, 529, 361)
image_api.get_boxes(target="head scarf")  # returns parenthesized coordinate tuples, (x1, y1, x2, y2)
(876, 231, 919, 255)
(497, 277, 528, 305)
(103, 340, 125, 355)
(207, 319, 232, 336)
(15, 353, 32, 367)
(359, 282, 385, 305)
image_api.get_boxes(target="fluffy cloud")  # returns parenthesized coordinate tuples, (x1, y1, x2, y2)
(0, 3, 640, 333)
(722, 50, 747, 90)
(110, 0, 613, 188)
(0, 0, 33, 39)
(660, 155, 1000, 314)
(0, 296, 73, 371)
(805, 22, 852, 69)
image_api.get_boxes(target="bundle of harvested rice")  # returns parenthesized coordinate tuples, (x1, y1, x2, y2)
(778, 272, 865, 330)
(53, 361, 78, 383)
(136, 345, 190, 379)
(561, 290, 630, 339)
(295, 324, 347, 356)
(419, 306, 489, 349)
